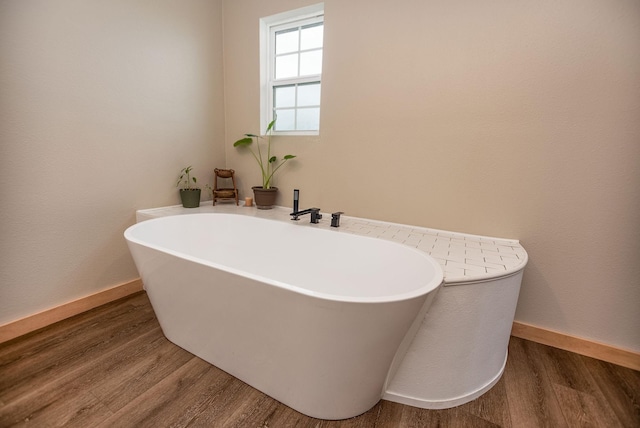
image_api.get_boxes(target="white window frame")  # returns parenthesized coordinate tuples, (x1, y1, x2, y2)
(260, 3, 324, 136)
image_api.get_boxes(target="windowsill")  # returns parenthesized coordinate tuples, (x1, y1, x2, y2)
(272, 130, 319, 137)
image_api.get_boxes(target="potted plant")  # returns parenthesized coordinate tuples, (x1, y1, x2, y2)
(233, 119, 296, 209)
(176, 166, 201, 208)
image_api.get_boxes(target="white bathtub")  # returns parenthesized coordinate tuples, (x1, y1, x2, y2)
(124, 213, 444, 420)
(129, 204, 528, 417)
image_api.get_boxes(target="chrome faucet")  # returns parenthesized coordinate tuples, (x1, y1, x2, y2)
(290, 189, 322, 223)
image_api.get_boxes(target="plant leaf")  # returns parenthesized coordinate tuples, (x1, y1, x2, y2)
(269, 156, 277, 163)
(283, 155, 296, 160)
(233, 137, 254, 147)
(266, 119, 276, 133)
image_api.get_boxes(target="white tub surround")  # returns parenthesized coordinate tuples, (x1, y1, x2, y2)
(133, 204, 528, 413)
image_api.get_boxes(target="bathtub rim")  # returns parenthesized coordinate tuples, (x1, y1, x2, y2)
(124, 213, 444, 304)
(135, 204, 529, 287)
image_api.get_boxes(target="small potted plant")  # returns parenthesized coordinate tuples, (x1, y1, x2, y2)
(233, 119, 296, 209)
(176, 166, 201, 208)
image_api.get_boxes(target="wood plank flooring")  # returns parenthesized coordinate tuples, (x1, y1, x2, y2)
(1, 292, 638, 427)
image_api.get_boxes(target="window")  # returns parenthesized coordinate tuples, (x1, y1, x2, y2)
(260, 4, 324, 135)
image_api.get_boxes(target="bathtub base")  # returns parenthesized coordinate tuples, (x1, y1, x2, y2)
(383, 351, 507, 409)
(140, 254, 432, 420)
(383, 272, 523, 410)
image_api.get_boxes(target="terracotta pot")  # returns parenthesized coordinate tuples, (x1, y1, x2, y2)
(252, 186, 278, 209)
(179, 188, 201, 208)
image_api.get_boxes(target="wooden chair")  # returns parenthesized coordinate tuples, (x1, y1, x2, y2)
(212, 168, 239, 206)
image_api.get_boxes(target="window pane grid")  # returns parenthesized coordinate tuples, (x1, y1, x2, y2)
(265, 11, 323, 133)
(274, 23, 323, 82)
(273, 82, 320, 131)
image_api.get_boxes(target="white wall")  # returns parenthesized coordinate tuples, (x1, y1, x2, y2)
(1, 0, 638, 355)
(0, 0, 225, 324)
(224, 0, 640, 352)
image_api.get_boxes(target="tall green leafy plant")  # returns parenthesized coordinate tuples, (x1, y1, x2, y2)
(233, 119, 296, 189)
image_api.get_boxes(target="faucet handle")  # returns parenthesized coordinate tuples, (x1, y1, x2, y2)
(331, 212, 344, 228)
(310, 208, 322, 224)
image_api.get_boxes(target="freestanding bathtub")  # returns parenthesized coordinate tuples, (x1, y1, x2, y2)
(127, 204, 528, 419)
(125, 213, 444, 420)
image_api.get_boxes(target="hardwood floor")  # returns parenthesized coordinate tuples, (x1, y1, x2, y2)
(1, 292, 638, 427)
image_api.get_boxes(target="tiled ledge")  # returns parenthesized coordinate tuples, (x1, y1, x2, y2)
(136, 202, 528, 285)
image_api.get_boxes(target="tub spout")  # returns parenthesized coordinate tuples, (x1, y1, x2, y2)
(290, 208, 322, 223)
